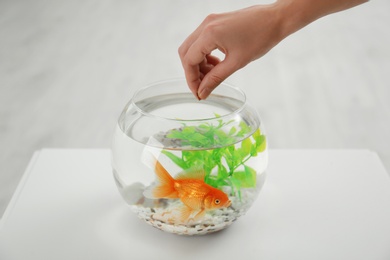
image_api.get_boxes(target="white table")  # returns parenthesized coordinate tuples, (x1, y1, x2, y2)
(1, 149, 390, 260)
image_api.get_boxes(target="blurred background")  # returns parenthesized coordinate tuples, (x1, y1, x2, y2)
(0, 0, 389, 217)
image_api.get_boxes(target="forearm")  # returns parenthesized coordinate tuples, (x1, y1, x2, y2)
(273, 0, 369, 39)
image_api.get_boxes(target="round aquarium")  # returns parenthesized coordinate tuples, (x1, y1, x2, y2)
(111, 79, 268, 235)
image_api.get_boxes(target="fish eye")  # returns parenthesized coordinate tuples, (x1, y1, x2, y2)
(215, 199, 220, 205)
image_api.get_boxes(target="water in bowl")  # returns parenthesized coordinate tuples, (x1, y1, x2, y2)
(111, 93, 267, 235)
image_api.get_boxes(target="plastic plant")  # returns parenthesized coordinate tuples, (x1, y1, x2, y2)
(161, 117, 266, 197)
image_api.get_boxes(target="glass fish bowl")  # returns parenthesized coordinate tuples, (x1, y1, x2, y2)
(111, 79, 268, 235)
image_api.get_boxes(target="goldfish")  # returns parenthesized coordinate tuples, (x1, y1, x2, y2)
(143, 156, 231, 222)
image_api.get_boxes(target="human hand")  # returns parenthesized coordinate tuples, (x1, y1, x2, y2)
(178, 4, 285, 100)
(178, 0, 368, 100)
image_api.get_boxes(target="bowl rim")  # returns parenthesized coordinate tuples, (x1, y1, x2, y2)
(130, 78, 247, 123)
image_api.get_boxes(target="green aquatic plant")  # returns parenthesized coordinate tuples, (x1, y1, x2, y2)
(161, 117, 266, 197)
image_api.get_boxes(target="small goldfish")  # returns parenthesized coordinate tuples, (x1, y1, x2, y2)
(143, 157, 231, 222)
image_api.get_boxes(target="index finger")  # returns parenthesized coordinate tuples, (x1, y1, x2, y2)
(182, 35, 219, 98)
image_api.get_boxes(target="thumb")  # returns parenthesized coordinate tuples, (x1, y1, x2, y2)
(197, 58, 238, 100)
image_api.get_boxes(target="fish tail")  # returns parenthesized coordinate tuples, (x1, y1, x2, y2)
(153, 160, 178, 198)
(143, 154, 178, 199)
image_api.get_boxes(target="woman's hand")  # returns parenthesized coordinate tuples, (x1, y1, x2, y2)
(178, 0, 368, 100)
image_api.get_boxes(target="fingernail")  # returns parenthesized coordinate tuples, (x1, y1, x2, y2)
(198, 87, 209, 100)
(192, 90, 200, 100)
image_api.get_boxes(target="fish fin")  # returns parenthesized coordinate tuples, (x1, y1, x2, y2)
(143, 157, 178, 199)
(179, 205, 194, 222)
(175, 167, 205, 181)
(143, 185, 178, 199)
(192, 208, 206, 221)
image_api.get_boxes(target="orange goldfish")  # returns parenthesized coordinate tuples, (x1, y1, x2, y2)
(144, 157, 231, 222)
